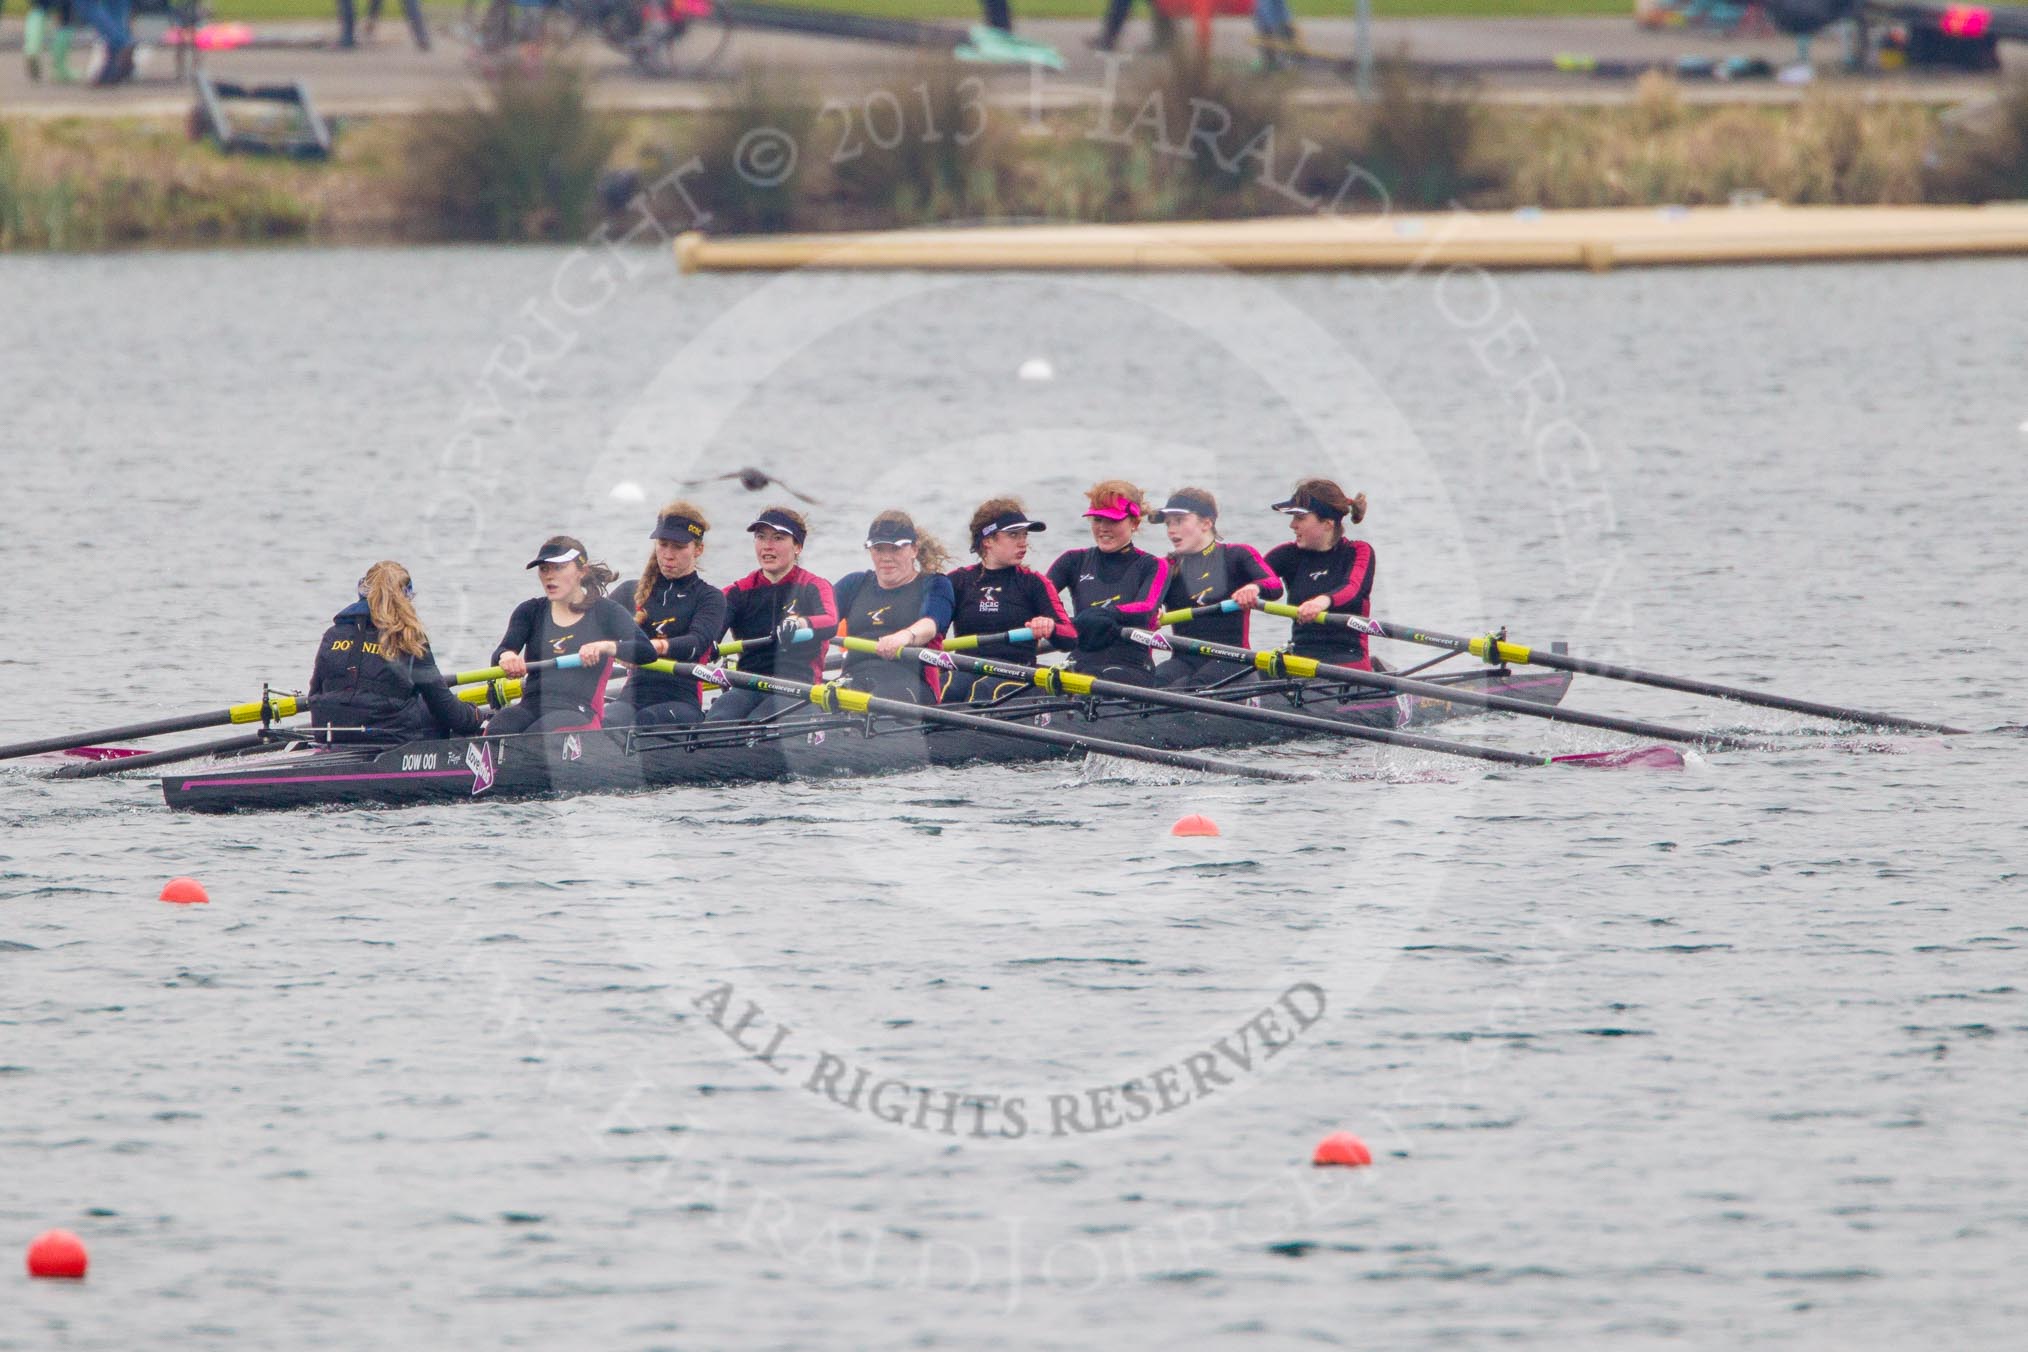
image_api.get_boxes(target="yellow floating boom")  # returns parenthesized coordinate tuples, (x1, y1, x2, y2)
(674, 203, 2028, 274)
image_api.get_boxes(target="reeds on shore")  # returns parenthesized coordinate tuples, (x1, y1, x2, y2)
(5, 66, 2028, 252)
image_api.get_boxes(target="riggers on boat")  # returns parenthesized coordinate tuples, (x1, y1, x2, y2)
(159, 662, 1573, 813)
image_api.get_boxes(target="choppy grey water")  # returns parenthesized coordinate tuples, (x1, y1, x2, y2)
(3, 249, 2025, 1348)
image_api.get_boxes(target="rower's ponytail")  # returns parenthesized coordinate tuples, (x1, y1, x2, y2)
(579, 560, 620, 608)
(1289, 478, 1368, 542)
(915, 531, 950, 575)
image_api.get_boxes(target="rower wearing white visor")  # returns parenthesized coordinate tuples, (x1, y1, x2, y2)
(833, 510, 956, 704)
(1152, 486, 1284, 687)
(490, 535, 657, 735)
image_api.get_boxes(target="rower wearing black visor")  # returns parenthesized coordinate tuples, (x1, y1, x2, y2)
(944, 497, 1074, 703)
(708, 505, 840, 722)
(1264, 478, 1376, 669)
(609, 500, 727, 728)
(1153, 486, 1284, 687)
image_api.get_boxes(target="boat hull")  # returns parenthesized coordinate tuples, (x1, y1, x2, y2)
(159, 666, 1573, 813)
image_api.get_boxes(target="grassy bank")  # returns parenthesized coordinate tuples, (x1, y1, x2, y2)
(5, 65, 2026, 251)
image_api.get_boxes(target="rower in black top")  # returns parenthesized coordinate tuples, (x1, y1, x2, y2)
(943, 497, 1074, 704)
(1152, 486, 1284, 687)
(610, 500, 727, 728)
(1263, 478, 1377, 670)
(1044, 478, 1169, 687)
(309, 560, 480, 743)
(490, 535, 656, 735)
(835, 510, 957, 704)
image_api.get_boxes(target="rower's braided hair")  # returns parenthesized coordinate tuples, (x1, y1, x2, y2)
(868, 510, 950, 575)
(362, 560, 428, 660)
(634, 498, 711, 617)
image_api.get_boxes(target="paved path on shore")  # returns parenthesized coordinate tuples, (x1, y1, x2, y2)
(0, 14, 2009, 118)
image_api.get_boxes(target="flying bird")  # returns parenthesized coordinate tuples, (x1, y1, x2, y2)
(683, 467, 822, 504)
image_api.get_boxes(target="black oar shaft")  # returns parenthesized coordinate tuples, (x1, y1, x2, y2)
(51, 733, 270, 781)
(1295, 607, 1964, 735)
(907, 644, 1546, 767)
(0, 694, 303, 763)
(656, 660, 1309, 782)
(1154, 632, 1753, 750)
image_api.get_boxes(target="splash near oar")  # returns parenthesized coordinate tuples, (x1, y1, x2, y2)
(1260, 601, 1965, 735)
(0, 693, 304, 763)
(1138, 615, 1742, 751)
(53, 733, 271, 781)
(649, 659, 1311, 783)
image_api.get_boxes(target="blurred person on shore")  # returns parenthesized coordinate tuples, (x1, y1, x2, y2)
(70, 0, 133, 83)
(1252, 0, 1297, 69)
(337, 0, 429, 51)
(1090, 0, 1173, 52)
(23, 0, 79, 81)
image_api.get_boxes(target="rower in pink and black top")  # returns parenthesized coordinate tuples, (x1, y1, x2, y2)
(707, 505, 840, 723)
(834, 510, 956, 705)
(490, 535, 657, 735)
(1152, 486, 1284, 688)
(1263, 478, 1376, 670)
(944, 497, 1073, 704)
(1045, 478, 1170, 688)
(609, 499, 726, 728)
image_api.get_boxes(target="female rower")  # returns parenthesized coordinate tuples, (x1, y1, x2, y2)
(1152, 487, 1284, 687)
(490, 536, 656, 735)
(1044, 479, 1170, 687)
(943, 497, 1073, 703)
(608, 500, 728, 728)
(833, 511, 956, 704)
(308, 561, 481, 743)
(1264, 478, 1376, 669)
(707, 506, 840, 722)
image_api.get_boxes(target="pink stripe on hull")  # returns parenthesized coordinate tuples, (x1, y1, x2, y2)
(173, 768, 474, 791)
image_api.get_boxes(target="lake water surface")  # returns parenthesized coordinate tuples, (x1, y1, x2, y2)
(3, 249, 2025, 1347)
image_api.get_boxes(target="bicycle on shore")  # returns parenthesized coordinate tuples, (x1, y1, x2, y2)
(459, 0, 734, 76)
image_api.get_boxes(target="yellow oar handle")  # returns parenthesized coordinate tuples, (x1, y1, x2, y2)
(228, 694, 304, 723)
(456, 679, 522, 706)
(1260, 600, 1534, 666)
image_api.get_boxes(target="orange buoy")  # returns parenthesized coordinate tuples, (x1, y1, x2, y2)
(1312, 1131, 1372, 1167)
(1170, 814, 1220, 838)
(159, 877, 209, 905)
(26, 1229, 88, 1279)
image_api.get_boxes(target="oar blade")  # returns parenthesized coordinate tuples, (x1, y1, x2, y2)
(1549, 745, 1685, 769)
